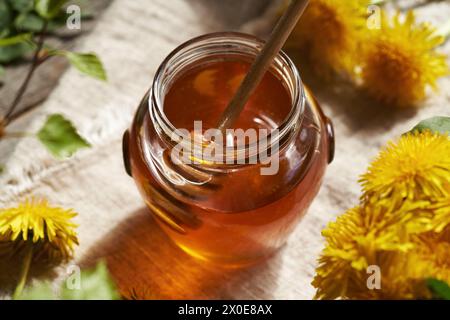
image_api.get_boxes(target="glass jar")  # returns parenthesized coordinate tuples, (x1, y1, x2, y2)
(123, 32, 335, 267)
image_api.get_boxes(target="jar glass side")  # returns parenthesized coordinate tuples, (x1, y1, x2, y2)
(127, 33, 331, 266)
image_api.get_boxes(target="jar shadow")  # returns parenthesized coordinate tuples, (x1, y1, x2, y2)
(79, 207, 284, 300)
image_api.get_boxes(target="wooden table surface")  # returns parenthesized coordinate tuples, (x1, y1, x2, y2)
(0, 0, 449, 299)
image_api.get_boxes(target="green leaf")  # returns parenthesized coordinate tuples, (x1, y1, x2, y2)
(15, 262, 121, 300)
(0, 0, 12, 31)
(15, 12, 45, 31)
(8, 0, 34, 12)
(35, 0, 68, 19)
(15, 12, 67, 32)
(16, 282, 55, 300)
(0, 33, 32, 46)
(61, 262, 121, 300)
(0, 42, 33, 63)
(62, 51, 107, 81)
(0, 164, 4, 175)
(0, 27, 10, 38)
(427, 278, 450, 300)
(0, 64, 5, 76)
(37, 114, 91, 158)
(410, 116, 450, 136)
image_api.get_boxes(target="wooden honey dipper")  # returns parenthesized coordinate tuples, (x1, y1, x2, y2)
(217, 0, 310, 131)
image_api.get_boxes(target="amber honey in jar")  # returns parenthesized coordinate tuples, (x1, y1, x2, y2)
(123, 33, 334, 267)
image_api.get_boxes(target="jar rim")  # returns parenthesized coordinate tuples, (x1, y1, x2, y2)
(150, 32, 305, 162)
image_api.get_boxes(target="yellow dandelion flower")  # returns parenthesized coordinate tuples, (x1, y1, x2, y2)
(0, 198, 79, 299)
(429, 198, 450, 234)
(415, 229, 450, 285)
(360, 11, 449, 107)
(286, 0, 369, 76)
(360, 131, 450, 208)
(0, 198, 79, 261)
(313, 202, 441, 300)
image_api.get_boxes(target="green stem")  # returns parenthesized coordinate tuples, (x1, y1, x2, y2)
(3, 20, 49, 126)
(12, 243, 33, 300)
